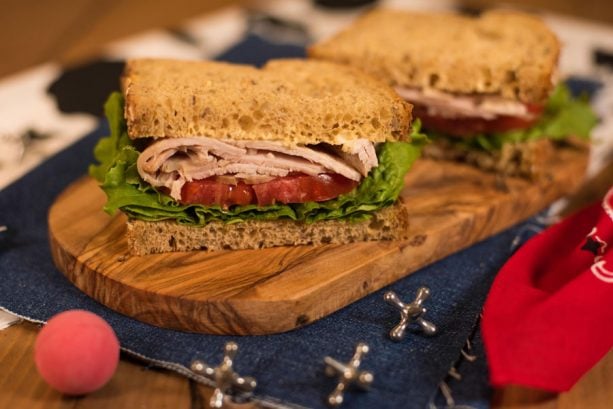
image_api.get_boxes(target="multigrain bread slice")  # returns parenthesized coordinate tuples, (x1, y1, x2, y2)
(423, 139, 555, 180)
(309, 9, 560, 105)
(123, 58, 412, 144)
(126, 201, 410, 255)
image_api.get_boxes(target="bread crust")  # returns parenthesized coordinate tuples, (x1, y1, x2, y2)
(126, 202, 409, 255)
(309, 9, 560, 105)
(122, 58, 412, 143)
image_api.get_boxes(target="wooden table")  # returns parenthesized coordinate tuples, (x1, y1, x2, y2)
(0, 1, 612, 408)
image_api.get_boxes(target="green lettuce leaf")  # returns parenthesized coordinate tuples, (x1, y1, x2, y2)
(89, 92, 424, 225)
(88, 92, 131, 182)
(435, 83, 598, 152)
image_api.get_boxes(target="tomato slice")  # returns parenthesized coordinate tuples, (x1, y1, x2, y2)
(181, 179, 255, 207)
(180, 174, 358, 208)
(414, 104, 543, 137)
(252, 173, 358, 206)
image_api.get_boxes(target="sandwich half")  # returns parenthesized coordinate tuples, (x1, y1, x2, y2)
(89, 58, 425, 255)
(309, 9, 597, 179)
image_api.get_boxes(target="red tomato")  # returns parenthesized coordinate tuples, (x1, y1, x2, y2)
(181, 179, 255, 207)
(180, 174, 358, 207)
(414, 104, 543, 137)
(252, 173, 358, 206)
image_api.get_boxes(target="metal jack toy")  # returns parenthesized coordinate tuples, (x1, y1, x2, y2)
(191, 342, 257, 408)
(324, 343, 374, 407)
(384, 287, 437, 341)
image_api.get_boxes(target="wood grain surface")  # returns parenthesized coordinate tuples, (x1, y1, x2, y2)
(0, 322, 225, 409)
(48, 147, 587, 335)
(0, 0, 244, 78)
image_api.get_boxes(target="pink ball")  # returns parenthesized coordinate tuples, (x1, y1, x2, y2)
(34, 310, 120, 395)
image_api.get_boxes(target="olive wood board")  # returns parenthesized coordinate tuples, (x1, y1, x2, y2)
(48, 149, 587, 335)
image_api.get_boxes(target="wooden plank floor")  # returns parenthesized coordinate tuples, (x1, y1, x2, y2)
(0, 0, 245, 77)
(0, 322, 209, 409)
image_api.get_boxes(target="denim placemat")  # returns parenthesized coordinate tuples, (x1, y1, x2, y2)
(0, 36, 545, 408)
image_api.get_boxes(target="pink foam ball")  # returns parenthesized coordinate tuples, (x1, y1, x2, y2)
(34, 310, 120, 395)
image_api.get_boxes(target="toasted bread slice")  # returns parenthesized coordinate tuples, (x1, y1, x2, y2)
(126, 201, 409, 255)
(123, 58, 412, 144)
(309, 9, 560, 105)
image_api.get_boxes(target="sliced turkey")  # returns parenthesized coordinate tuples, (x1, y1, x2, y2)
(137, 136, 378, 201)
(394, 86, 533, 120)
(325, 139, 378, 177)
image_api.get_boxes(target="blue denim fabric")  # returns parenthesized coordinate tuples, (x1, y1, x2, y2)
(0, 36, 546, 408)
(432, 328, 492, 409)
(217, 34, 307, 66)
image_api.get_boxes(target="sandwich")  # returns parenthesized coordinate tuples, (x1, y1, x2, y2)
(89, 58, 425, 255)
(309, 9, 597, 179)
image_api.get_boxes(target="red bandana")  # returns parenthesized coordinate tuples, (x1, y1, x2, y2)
(482, 186, 613, 391)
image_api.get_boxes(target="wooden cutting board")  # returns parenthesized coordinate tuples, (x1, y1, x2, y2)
(48, 148, 587, 335)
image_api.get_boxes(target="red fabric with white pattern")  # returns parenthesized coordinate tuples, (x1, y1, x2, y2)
(483, 186, 613, 391)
